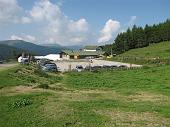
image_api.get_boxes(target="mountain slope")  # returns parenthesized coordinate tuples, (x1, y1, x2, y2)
(0, 44, 25, 60)
(112, 41, 170, 65)
(0, 40, 62, 55)
(117, 41, 170, 59)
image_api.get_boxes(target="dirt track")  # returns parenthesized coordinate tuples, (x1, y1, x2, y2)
(0, 63, 18, 70)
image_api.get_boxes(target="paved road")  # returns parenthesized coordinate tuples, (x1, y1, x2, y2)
(0, 63, 18, 70)
(54, 59, 142, 72)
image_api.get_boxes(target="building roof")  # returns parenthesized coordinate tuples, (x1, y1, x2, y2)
(83, 45, 98, 50)
(61, 50, 105, 56)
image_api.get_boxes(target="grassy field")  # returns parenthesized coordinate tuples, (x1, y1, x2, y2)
(0, 62, 170, 127)
(111, 41, 170, 65)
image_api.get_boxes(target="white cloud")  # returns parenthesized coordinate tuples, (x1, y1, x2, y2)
(29, 0, 62, 22)
(10, 34, 36, 42)
(128, 16, 137, 26)
(21, 17, 31, 24)
(98, 19, 120, 43)
(28, 0, 90, 45)
(0, 0, 22, 24)
(10, 35, 23, 40)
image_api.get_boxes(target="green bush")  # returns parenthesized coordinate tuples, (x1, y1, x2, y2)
(34, 68, 49, 78)
(11, 98, 32, 108)
(37, 83, 49, 89)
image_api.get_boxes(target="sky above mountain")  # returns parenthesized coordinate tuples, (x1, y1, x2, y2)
(0, 0, 169, 46)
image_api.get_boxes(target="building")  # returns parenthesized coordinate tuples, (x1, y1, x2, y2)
(60, 46, 105, 60)
(83, 46, 102, 52)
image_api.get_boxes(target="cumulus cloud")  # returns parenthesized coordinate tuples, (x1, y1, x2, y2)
(27, 0, 90, 45)
(98, 19, 120, 43)
(10, 34, 36, 42)
(0, 0, 22, 24)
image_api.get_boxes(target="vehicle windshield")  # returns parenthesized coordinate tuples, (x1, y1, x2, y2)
(77, 66, 83, 69)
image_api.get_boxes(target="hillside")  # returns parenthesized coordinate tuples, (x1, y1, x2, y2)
(113, 41, 170, 64)
(0, 44, 25, 60)
(0, 40, 62, 55)
(117, 41, 170, 58)
(113, 19, 170, 54)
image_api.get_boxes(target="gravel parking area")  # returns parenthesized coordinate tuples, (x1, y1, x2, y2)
(54, 59, 141, 72)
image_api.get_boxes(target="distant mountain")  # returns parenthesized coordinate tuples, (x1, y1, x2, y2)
(0, 40, 62, 55)
(0, 44, 25, 60)
(41, 43, 62, 48)
(64, 45, 84, 50)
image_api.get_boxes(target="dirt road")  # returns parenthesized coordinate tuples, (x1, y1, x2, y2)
(0, 63, 18, 70)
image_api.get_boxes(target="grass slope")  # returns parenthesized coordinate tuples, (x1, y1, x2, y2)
(113, 41, 170, 64)
(0, 64, 170, 127)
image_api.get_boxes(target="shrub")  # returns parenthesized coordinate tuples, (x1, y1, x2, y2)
(37, 83, 49, 89)
(11, 98, 32, 108)
(34, 68, 49, 78)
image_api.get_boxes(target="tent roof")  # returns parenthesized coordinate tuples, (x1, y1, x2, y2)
(61, 50, 105, 56)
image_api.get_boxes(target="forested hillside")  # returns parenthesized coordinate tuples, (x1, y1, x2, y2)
(0, 44, 24, 60)
(0, 40, 62, 56)
(114, 19, 170, 54)
(102, 19, 170, 55)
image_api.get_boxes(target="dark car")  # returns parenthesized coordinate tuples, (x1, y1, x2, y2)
(91, 66, 102, 71)
(42, 63, 58, 72)
(75, 65, 84, 72)
(102, 65, 111, 69)
(39, 60, 51, 67)
(0, 60, 3, 64)
(110, 65, 118, 69)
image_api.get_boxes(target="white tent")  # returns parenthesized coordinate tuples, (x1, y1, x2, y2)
(44, 54, 60, 61)
(35, 54, 60, 61)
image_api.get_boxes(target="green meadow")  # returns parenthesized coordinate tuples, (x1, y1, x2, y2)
(112, 41, 170, 65)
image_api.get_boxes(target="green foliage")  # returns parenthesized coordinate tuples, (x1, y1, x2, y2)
(34, 67, 49, 78)
(0, 44, 23, 60)
(0, 67, 24, 87)
(65, 65, 170, 95)
(37, 84, 49, 89)
(11, 98, 32, 108)
(112, 19, 170, 54)
(0, 64, 62, 88)
(113, 41, 170, 64)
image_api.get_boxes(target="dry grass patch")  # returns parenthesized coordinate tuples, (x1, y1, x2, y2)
(95, 110, 170, 127)
(127, 91, 170, 103)
(0, 86, 43, 96)
(54, 89, 123, 102)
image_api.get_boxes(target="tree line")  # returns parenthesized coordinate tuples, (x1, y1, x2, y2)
(102, 19, 170, 55)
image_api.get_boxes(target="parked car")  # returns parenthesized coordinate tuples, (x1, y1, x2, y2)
(39, 60, 51, 67)
(42, 63, 58, 72)
(21, 58, 29, 65)
(75, 65, 84, 72)
(102, 65, 111, 69)
(0, 60, 3, 64)
(91, 66, 102, 71)
(110, 65, 118, 69)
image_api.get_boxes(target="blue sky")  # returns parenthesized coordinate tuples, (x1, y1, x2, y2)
(0, 0, 169, 46)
